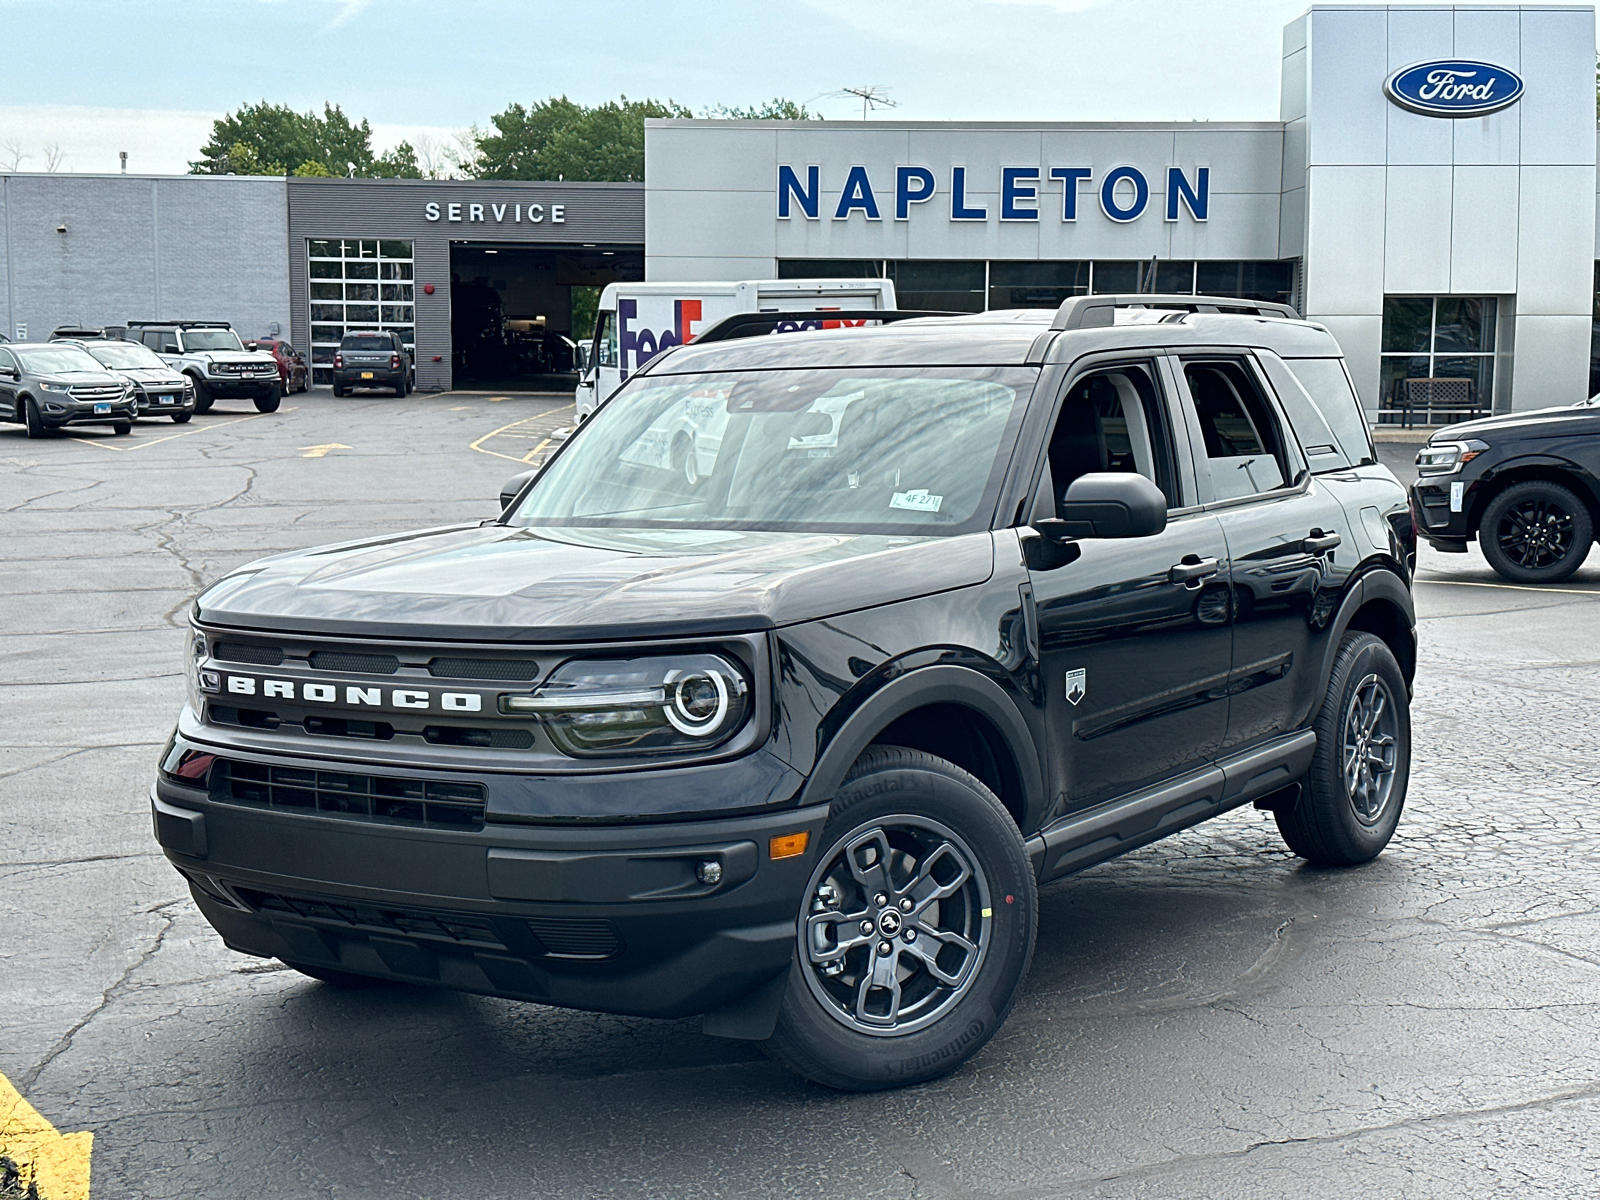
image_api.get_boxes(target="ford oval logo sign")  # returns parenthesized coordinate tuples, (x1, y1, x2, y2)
(1385, 60, 1524, 118)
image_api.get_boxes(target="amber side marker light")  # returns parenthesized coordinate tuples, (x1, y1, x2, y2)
(769, 831, 810, 860)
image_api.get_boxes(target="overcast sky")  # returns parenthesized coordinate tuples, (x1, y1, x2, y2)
(0, 0, 1586, 175)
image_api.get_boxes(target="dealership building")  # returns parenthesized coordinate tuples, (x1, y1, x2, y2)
(1, 2, 1596, 416)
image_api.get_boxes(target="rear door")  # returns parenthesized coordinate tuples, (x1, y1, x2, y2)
(1170, 354, 1351, 751)
(1025, 356, 1233, 812)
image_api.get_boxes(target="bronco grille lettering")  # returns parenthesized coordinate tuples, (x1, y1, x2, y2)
(217, 673, 484, 713)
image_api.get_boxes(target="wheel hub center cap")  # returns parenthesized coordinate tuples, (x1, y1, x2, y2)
(877, 909, 902, 937)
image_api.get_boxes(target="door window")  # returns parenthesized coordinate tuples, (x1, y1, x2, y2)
(1181, 360, 1291, 502)
(594, 311, 618, 368)
(0, 347, 16, 373)
(1040, 361, 1178, 512)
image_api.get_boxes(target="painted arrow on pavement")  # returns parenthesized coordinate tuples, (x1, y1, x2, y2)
(1, 1072, 92, 1199)
(299, 443, 350, 458)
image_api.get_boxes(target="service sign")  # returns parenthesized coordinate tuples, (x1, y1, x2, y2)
(1384, 60, 1524, 118)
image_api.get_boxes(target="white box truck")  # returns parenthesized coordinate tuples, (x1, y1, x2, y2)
(575, 278, 898, 421)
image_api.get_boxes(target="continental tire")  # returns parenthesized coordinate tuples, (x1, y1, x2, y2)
(762, 745, 1036, 1091)
(1276, 632, 1409, 866)
(1478, 480, 1593, 584)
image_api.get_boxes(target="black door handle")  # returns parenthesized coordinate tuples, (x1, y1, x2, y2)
(1169, 555, 1220, 586)
(1302, 529, 1341, 555)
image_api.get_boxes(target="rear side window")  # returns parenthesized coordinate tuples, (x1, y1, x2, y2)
(1180, 359, 1291, 502)
(1282, 357, 1375, 469)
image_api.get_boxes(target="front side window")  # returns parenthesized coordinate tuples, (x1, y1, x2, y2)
(594, 311, 618, 368)
(508, 366, 1036, 535)
(1181, 359, 1290, 502)
(1042, 362, 1178, 509)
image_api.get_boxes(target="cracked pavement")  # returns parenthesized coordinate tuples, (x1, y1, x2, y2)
(2, 408, 1597, 1198)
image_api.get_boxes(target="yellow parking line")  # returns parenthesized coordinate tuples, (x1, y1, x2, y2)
(66, 408, 295, 453)
(468, 417, 544, 464)
(1417, 578, 1600, 598)
(1, 1071, 92, 1200)
(521, 437, 553, 464)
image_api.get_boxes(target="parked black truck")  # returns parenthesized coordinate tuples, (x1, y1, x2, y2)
(153, 295, 1416, 1091)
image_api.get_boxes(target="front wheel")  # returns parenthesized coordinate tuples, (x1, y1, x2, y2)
(191, 378, 213, 414)
(253, 390, 281, 414)
(171, 411, 192, 424)
(761, 746, 1036, 1091)
(112, 420, 132, 436)
(1276, 632, 1409, 866)
(23, 398, 51, 439)
(1478, 480, 1593, 584)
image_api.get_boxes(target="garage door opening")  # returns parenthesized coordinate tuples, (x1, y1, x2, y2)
(449, 241, 642, 389)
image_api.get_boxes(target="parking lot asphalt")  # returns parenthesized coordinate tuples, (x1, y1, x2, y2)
(3, 394, 1598, 1198)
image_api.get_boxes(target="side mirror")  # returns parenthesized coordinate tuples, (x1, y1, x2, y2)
(499, 469, 538, 512)
(1054, 472, 1168, 539)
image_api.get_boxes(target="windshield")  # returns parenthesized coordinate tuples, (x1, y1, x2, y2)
(508, 366, 1036, 535)
(84, 341, 167, 370)
(182, 329, 244, 352)
(18, 346, 107, 375)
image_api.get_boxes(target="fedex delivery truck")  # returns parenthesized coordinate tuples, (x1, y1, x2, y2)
(575, 278, 897, 421)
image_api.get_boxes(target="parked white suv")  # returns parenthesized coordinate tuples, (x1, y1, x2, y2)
(127, 321, 281, 414)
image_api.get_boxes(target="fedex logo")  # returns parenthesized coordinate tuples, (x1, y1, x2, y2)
(619, 298, 703, 379)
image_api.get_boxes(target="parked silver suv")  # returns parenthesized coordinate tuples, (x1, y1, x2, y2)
(127, 321, 281, 414)
(0, 342, 137, 438)
(54, 336, 197, 424)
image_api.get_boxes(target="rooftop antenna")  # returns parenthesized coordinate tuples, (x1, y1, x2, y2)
(119, 151, 127, 174)
(835, 86, 898, 121)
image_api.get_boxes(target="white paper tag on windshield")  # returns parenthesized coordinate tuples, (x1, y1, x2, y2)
(891, 489, 943, 513)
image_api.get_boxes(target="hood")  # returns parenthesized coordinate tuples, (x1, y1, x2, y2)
(196, 523, 996, 641)
(39, 370, 124, 386)
(197, 350, 274, 363)
(1429, 404, 1600, 442)
(115, 367, 187, 384)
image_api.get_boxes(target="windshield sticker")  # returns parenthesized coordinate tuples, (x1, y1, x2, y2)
(891, 489, 943, 513)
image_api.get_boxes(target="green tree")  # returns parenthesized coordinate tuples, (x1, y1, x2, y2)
(474, 96, 691, 181)
(191, 102, 420, 177)
(704, 98, 816, 120)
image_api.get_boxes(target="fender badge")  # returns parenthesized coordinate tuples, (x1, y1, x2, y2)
(1065, 668, 1087, 706)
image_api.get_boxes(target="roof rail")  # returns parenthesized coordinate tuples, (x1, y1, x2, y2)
(1049, 293, 1299, 332)
(125, 320, 233, 329)
(692, 309, 956, 345)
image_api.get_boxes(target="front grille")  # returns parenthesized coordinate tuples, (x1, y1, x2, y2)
(234, 887, 508, 950)
(209, 758, 486, 830)
(310, 650, 400, 675)
(428, 656, 541, 681)
(69, 384, 124, 400)
(526, 918, 621, 959)
(215, 640, 285, 666)
(423, 725, 534, 749)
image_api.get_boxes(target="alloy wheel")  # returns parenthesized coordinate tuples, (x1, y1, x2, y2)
(799, 816, 991, 1036)
(1496, 496, 1575, 570)
(1343, 672, 1398, 825)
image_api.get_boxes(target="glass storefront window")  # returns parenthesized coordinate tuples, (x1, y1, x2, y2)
(1379, 296, 1498, 424)
(1195, 261, 1294, 304)
(988, 261, 1089, 309)
(777, 260, 885, 280)
(307, 238, 417, 383)
(887, 260, 986, 312)
(1090, 261, 1141, 293)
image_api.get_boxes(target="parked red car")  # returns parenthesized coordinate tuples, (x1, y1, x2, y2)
(248, 337, 310, 394)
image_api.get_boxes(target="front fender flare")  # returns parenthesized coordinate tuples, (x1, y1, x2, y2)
(1315, 568, 1417, 698)
(795, 663, 1047, 834)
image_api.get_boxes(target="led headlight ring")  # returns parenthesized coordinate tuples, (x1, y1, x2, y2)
(662, 668, 730, 736)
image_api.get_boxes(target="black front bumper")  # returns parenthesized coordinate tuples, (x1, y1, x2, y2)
(1409, 475, 1476, 548)
(152, 773, 827, 1021)
(203, 377, 278, 398)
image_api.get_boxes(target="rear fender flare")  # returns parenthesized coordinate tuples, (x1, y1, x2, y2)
(796, 663, 1047, 834)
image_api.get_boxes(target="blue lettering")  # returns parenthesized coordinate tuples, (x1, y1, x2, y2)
(834, 166, 881, 220)
(1001, 167, 1039, 220)
(618, 298, 638, 380)
(1049, 167, 1093, 220)
(1167, 166, 1209, 221)
(950, 167, 987, 221)
(777, 164, 819, 219)
(634, 329, 659, 369)
(1100, 167, 1148, 222)
(895, 166, 936, 220)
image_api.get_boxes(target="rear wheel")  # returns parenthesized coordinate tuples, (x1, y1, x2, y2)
(1478, 480, 1593, 584)
(332, 383, 347, 398)
(1275, 632, 1409, 866)
(191, 377, 213, 414)
(761, 746, 1036, 1091)
(23, 398, 50, 439)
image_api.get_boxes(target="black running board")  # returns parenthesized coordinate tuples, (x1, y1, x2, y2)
(1026, 729, 1317, 883)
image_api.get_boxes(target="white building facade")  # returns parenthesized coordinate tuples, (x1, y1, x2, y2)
(644, 3, 1599, 419)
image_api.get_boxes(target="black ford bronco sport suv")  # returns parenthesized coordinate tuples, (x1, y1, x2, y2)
(153, 294, 1416, 1091)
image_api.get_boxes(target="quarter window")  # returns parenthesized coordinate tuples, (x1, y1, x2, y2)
(1181, 360, 1290, 502)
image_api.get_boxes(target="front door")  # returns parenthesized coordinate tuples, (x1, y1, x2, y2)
(1025, 359, 1234, 813)
(1171, 355, 1352, 751)
(0, 347, 19, 417)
